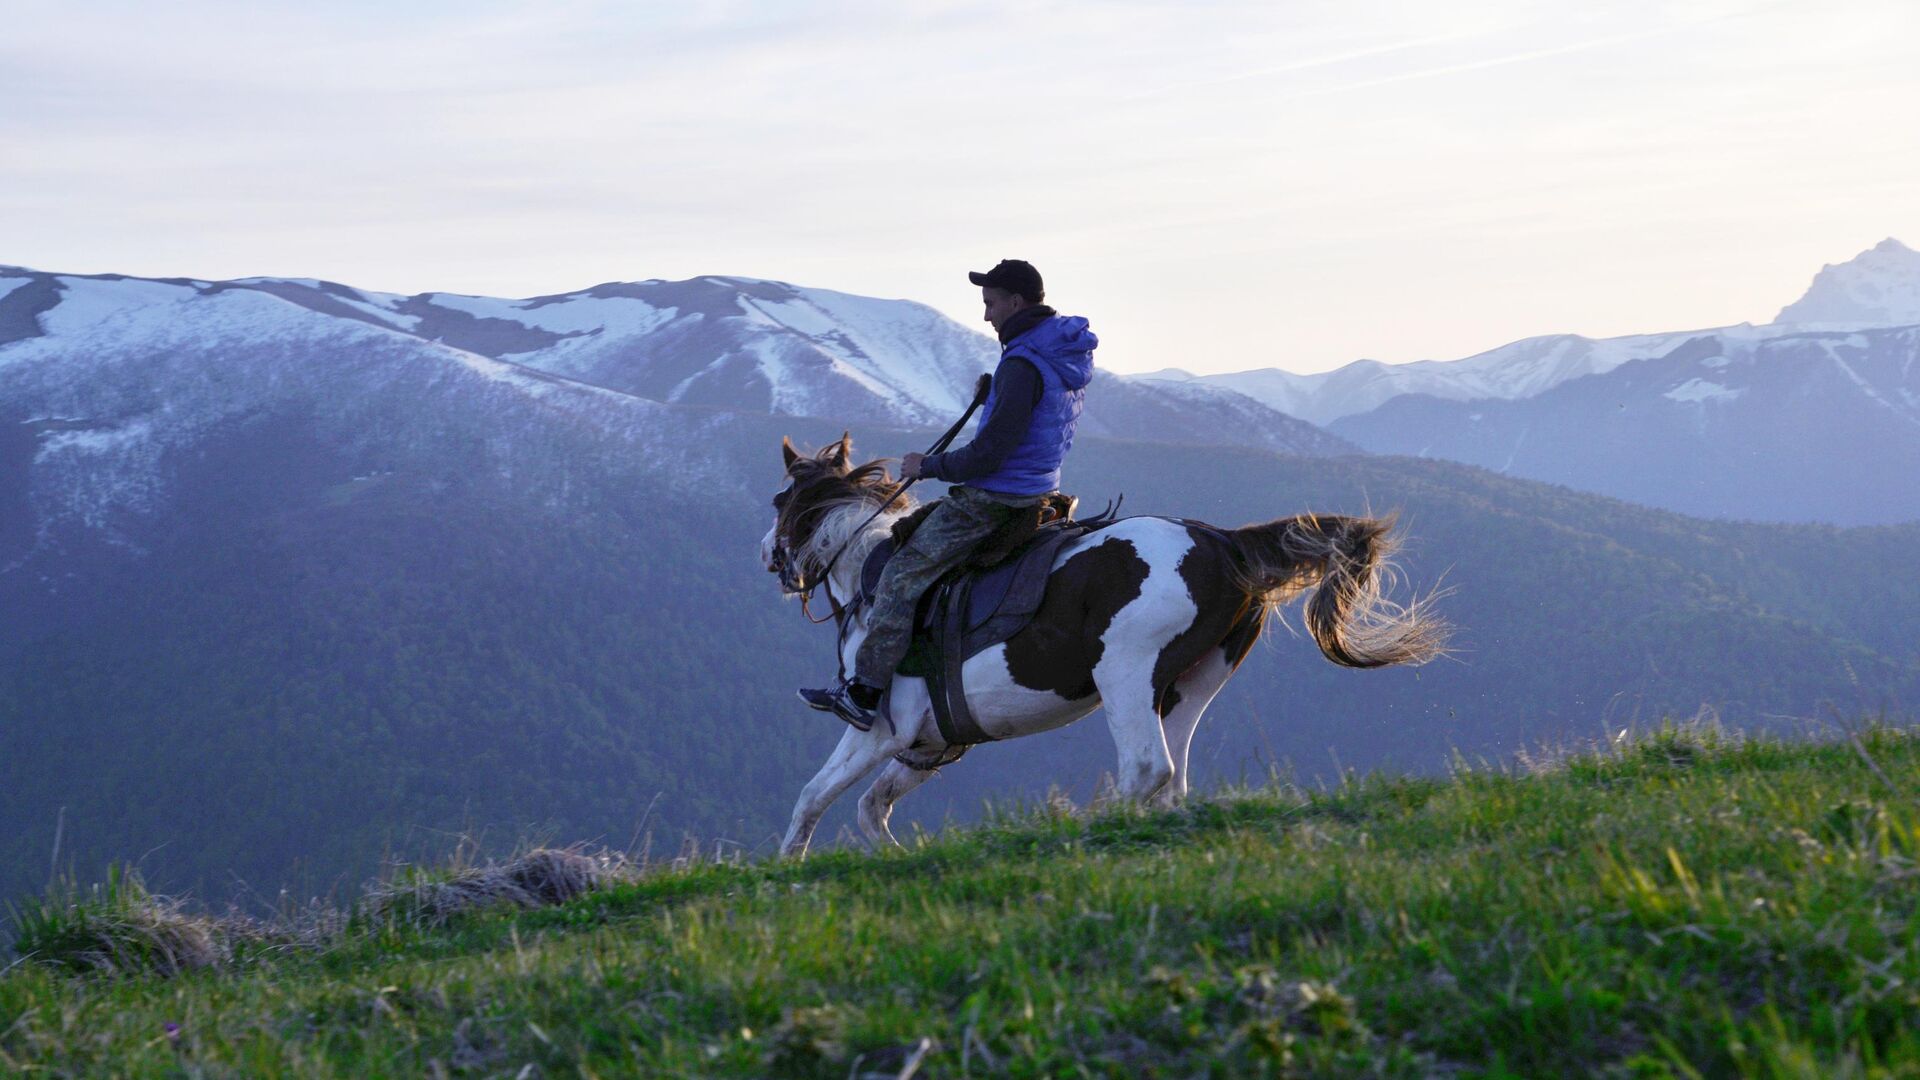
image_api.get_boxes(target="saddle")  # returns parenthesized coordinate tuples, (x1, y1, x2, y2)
(857, 493, 1111, 747)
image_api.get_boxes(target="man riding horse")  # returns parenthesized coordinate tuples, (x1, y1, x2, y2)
(799, 258, 1097, 730)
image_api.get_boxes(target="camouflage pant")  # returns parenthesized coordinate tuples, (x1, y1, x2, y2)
(853, 486, 1028, 688)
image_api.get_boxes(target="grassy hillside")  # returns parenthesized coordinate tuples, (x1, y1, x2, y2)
(5, 722, 1916, 1077)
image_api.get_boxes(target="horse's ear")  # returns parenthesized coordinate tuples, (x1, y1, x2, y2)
(828, 431, 852, 470)
(781, 436, 799, 469)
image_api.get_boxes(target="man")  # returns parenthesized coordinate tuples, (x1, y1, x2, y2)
(801, 259, 1098, 730)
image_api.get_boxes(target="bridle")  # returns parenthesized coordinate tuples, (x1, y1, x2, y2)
(767, 483, 906, 720)
(770, 482, 901, 626)
(768, 372, 995, 626)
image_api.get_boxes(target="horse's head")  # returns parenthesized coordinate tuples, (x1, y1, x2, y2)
(761, 433, 907, 595)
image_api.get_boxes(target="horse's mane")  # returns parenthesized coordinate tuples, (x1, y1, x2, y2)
(780, 439, 915, 581)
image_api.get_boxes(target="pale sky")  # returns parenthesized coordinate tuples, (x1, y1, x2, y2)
(4, 0, 1917, 374)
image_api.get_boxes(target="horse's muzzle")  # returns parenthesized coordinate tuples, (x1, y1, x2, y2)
(771, 544, 807, 595)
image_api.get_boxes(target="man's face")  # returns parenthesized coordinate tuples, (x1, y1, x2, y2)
(982, 287, 1027, 333)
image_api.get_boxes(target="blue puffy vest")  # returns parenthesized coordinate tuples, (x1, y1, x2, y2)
(971, 314, 1097, 496)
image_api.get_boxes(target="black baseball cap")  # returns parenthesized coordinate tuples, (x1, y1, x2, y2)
(968, 259, 1044, 303)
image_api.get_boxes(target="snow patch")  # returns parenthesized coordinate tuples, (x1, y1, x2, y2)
(39, 276, 202, 337)
(740, 293, 839, 337)
(1819, 343, 1917, 426)
(419, 291, 673, 339)
(747, 287, 993, 419)
(417, 292, 537, 322)
(332, 295, 421, 330)
(37, 417, 156, 459)
(506, 296, 676, 337)
(1499, 425, 1529, 472)
(1664, 378, 1745, 404)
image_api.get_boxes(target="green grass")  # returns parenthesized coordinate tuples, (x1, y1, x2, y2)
(4, 721, 1918, 1077)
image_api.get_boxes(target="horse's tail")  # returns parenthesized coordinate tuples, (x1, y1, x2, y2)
(1226, 513, 1449, 668)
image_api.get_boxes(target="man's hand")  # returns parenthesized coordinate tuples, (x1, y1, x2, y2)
(901, 452, 927, 480)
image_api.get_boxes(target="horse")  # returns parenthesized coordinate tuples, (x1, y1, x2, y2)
(761, 433, 1448, 858)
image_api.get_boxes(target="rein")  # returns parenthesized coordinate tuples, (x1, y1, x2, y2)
(784, 373, 994, 626)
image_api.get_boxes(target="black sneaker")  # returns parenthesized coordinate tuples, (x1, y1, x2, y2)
(798, 680, 880, 731)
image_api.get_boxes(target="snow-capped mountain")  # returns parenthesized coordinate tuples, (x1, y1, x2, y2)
(1157, 238, 1919, 427)
(0, 269, 773, 582)
(1328, 325, 1920, 524)
(1773, 238, 1920, 329)
(311, 275, 1001, 427)
(1162, 325, 1797, 426)
(300, 273, 1339, 451)
(1163, 322, 1838, 427)
(0, 270, 997, 428)
(0, 266, 1347, 507)
(0, 265, 1353, 577)
(1124, 238, 1920, 522)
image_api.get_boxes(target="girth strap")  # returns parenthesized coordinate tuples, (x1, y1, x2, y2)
(931, 576, 993, 746)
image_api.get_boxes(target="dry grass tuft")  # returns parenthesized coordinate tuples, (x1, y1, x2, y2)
(7, 865, 276, 978)
(361, 845, 630, 927)
(9, 844, 640, 978)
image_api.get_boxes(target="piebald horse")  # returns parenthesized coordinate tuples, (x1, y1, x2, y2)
(762, 434, 1446, 858)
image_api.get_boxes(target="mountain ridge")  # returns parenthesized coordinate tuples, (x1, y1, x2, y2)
(0, 263, 1348, 462)
(1157, 237, 1919, 427)
(1328, 323, 1920, 524)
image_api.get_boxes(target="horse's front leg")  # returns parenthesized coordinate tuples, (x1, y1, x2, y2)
(780, 725, 898, 859)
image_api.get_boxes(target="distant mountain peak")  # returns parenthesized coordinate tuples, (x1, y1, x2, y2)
(1773, 237, 1920, 328)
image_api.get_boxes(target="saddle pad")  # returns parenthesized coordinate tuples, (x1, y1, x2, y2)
(925, 524, 1090, 745)
(856, 508, 1121, 746)
(951, 525, 1076, 643)
(858, 521, 1077, 651)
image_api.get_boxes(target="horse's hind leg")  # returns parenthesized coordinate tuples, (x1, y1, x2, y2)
(856, 758, 933, 848)
(1157, 648, 1238, 807)
(1106, 702, 1174, 803)
(1097, 663, 1176, 804)
(781, 728, 896, 859)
